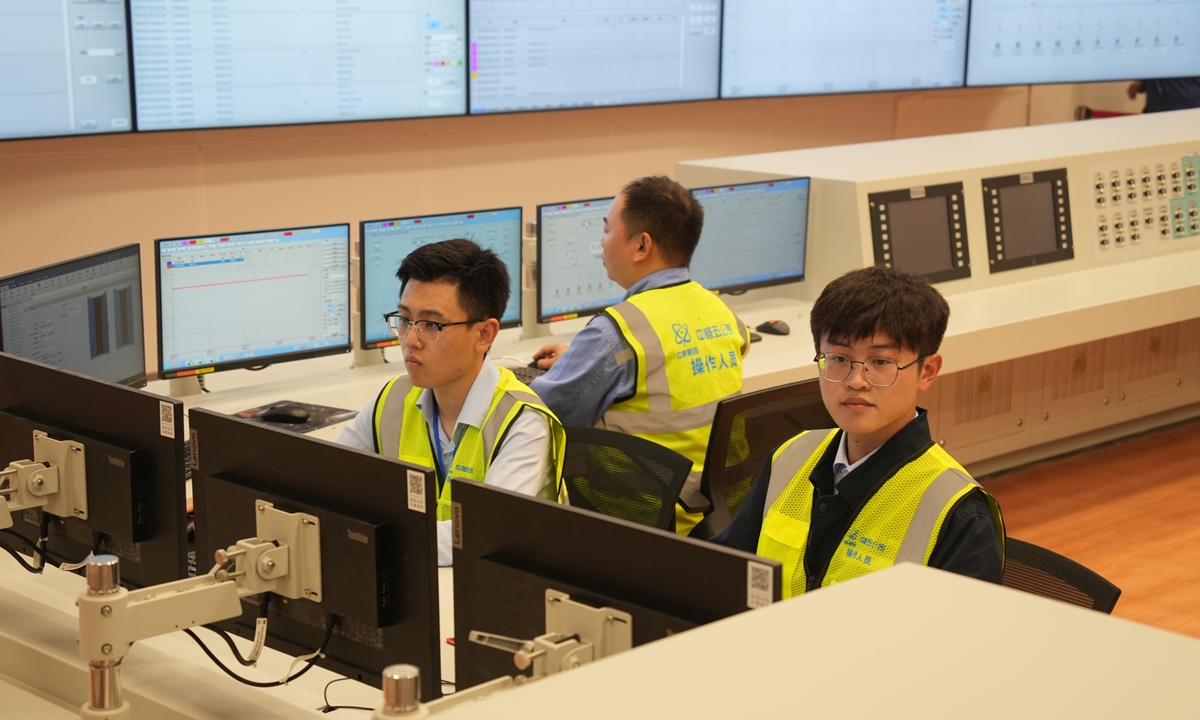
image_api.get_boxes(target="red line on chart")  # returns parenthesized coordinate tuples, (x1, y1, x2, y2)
(173, 273, 310, 291)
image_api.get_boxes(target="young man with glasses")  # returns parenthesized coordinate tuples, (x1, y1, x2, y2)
(336, 239, 566, 566)
(713, 266, 1004, 598)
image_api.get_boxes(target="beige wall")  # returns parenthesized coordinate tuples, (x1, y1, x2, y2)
(0, 81, 1138, 368)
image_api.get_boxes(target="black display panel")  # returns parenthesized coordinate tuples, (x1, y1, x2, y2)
(191, 409, 441, 697)
(0, 352, 188, 589)
(453, 480, 781, 690)
(982, 169, 1074, 273)
(869, 183, 971, 284)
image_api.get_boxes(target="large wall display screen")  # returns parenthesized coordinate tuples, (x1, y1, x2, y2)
(721, 0, 968, 98)
(469, 0, 720, 114)
(1, 0, 133, 140)
(131, 0, 466, 131)
(967, 0, 1200, 86)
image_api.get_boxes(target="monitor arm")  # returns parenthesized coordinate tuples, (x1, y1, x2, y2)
(0, 431, 88, 532)
(77, 500, 322, 720)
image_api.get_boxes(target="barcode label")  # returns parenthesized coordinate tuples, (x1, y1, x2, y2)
(407, 470, 426, 513)
(452, 502, 463, 549)
(159, 401, 176, 439)
(747, 561, 774, 608)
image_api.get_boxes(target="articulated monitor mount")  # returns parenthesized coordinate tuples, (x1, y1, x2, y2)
(0, 431, 88, 571)
(76, 500, 322, 720)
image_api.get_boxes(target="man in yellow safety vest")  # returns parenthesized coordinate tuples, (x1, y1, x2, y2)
(713, 266, 1004, 598)
(337, 239, 565, 566)
(532, 176, 750, 536)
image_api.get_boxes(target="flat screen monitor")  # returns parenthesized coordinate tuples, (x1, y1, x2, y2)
(982, 169, 1075, 273)
(1, 244, 146, 388)
(536, 197, 621, 323)
(0, 0, 132, 141)
(190, 409, 441, 697)
(690, 178, 811, 293)
(360, 208, 523, 350)
(869, 183, 972, 284)
(155, 224, 351, 379)
(722, 0, 968, 99)
(0, 352, 188, 589)
(130, 0, 467, 131)
(468, 0, 720, 114)
(966, 0, 1200, 87)
(453, 480, 782, 690)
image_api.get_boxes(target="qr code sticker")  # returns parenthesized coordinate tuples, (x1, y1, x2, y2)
(407, 469, 426, 513)
(747, 561, 774, 608)
(159, 401, 176, 439)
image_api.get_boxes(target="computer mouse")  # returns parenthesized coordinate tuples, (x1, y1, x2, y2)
(756, 319, 790, 336)
(262, 404, 311, 424)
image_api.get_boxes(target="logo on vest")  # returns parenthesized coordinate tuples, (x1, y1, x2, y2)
(672, 323, 691, 344)
(842, 529, 887, 567)
(454, 463, 475, 475)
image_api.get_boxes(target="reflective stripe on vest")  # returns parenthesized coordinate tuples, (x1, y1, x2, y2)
(757, 429, 1005, 599)
(372, 367, 568, 521)
(602, 281, 748, 536)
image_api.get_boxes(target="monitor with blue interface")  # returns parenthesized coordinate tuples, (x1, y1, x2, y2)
(360, 208, 523, 350)
(155, 224, 351, 379)
(0, 245, 146, 387)
(966, 0, 1200, 87)
(0, 0, 133, 141)
(690, 178, 811, 293)
(536, 197, 621, 323)
(721, 0, 968, 99)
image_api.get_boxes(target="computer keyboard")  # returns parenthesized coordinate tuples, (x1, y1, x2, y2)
(510, 365, 547, 385)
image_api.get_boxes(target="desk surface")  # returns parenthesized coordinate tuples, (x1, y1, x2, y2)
(436, 563, 1200, 719)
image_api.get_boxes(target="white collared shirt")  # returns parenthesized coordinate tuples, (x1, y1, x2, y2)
(337, 360, 554, 565)
(831, 411, 920, 489)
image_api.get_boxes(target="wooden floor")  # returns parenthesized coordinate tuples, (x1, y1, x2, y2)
(983, 419, 1200, 639)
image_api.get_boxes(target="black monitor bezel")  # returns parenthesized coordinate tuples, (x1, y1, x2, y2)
(153, 223, 352, 380)
(869, 182, 972, 285)
(982, 169, 1075, 273)
(358, 206, 524, 350)
(452, 479, 783, 690)
(0, 243, 147, 388)
(189, 408, 441, 698)
(536, 195, 618, 324)
(689, 176, 812, 295)
(0, 351, 187, 588)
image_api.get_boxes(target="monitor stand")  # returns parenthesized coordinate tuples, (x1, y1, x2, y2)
(168, 377, 203, 398)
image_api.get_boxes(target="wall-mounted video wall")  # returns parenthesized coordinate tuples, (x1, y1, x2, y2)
(3, 0, 1198, 141)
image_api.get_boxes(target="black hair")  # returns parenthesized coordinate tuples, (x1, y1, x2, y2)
(809, 265, 949, 357)
(396, 238, 510, 322)
(620, 176, 705, 267)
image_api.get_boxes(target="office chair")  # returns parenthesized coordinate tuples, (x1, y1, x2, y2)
(690, 379, 834, 539)
(560, 426, 694, 531)
(1002, 537, 1122, 614)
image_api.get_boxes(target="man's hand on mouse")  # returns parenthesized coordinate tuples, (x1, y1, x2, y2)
(532, 343, 570, 370)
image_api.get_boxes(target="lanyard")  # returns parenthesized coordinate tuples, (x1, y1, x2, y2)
(431, 398, 448, 483)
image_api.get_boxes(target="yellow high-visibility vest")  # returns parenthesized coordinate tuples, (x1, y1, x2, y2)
(756, 429, 1005, 599)
(603, 280, 749, 535)
(372, 367, 567, 520)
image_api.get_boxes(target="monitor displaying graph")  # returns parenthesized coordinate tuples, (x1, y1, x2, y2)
(0, 245, 145, 387)
(360, 207, 523, 349)
(536, 197, 621, 322)
(155, 224, 351, 378)
(721, 0, 968, 98)
(966, 0, 1200, 86)
(690, 178, 811, 293)
(130, 0, 466, 131)
(469, 0, 720, 114)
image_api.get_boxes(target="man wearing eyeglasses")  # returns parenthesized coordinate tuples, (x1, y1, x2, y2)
(713, 266, 1004, 598)
(336, 239, 566, 566)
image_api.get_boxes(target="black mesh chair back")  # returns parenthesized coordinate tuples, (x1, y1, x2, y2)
(691, 379, 833, 538)
(1002, 538, 1122, 614)
(560, 426, 694, 531)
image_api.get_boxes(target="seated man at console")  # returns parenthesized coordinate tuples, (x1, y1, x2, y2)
(531, 176, 751, 536)
(337, 239, 566, 565)
(713, 266, 1004, 597)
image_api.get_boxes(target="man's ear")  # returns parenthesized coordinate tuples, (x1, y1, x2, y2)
(632, 232, 654, 263)
(476, 318, 501, 354)
(917, 353, 942, 392)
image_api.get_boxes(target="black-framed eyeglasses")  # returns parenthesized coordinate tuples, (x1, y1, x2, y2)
(814, 353, 925, 388)
(384, 312, 481, 343)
